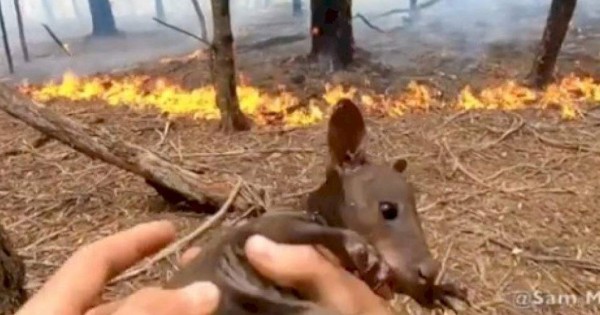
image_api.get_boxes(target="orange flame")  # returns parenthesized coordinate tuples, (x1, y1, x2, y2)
(18, 71, 600, 127)
(458, 74, 600, 120)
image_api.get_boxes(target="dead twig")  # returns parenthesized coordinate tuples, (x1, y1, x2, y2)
(528, 125, 600, 153)
(478, 115, 525, 150)
(155, 121, 171, 148)
(41, 23, 72, 56)
(435, 239, 455, 285)
(152, 17, 212, 48)
(111, 179, 243, 283)
(483, 233, 600, 274)
(353, 14, 386, 33)
(442, 138, 492, 189)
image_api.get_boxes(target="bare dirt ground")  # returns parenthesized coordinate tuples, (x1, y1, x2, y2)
(2, 4, 600, 315)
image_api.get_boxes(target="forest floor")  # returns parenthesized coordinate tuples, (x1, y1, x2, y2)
(2, 4, 600, 315)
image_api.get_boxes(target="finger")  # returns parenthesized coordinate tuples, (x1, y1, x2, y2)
(113, 282, 220, 315)
(179, 247, 202, 267)
(244, 235, 332, 289)
(18, 221, 177, 315)
(245, 235, 389, 315)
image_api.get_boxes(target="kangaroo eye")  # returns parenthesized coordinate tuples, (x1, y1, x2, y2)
(379, 202, 398, 220)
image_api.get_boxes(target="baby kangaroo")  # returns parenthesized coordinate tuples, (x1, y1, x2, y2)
(164, 99, 468, 314)
(307, 98, 468, 310)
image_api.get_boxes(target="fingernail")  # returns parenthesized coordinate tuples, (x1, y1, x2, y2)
(182, 282, 220, 311)
(245, 235, 277, 260)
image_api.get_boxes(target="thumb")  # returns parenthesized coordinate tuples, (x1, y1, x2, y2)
(113, 282, 220, 315)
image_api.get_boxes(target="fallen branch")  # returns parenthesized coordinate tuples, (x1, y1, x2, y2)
(0, 84, 253, 212)
(237, 34, 307, 53)
(111, 179, 243, 283)
(152, 17, 212, 48)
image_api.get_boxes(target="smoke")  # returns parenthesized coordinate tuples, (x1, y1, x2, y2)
(354, 0, 598, 57)
(0, 0, 598, 82)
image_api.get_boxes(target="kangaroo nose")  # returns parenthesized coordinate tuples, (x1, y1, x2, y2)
(417, 260, 440, 285)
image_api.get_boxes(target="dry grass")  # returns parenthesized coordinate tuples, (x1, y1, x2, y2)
(2, 97, 599, 314)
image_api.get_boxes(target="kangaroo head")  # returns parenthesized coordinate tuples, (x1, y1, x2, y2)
(307, 98, 440, 305)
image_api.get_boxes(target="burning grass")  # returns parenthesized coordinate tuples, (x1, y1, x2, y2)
(19, 71, 600, 128)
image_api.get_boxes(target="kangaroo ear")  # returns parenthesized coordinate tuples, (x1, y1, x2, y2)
(327, 99, 366, 168)
(393, 159, 408, 173)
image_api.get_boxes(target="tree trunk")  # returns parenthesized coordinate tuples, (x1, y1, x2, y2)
(293, 0, 303, 17)
(42, 0, 55, 23)
(527, 0, 577, 88)
(210, 0, 250, 132)
(0, 224, 27, 315)
(155, 0, 165, 20)
(310, 0, 354, 70)
(0, 83, 253, 212)
(88, 0, 118, 37)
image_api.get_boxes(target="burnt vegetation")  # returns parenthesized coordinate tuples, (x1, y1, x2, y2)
(1, 0, 600, 315)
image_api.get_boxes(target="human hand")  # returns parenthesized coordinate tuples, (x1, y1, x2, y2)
(243, 235, 394, 315)
(15, 221, 220, 315)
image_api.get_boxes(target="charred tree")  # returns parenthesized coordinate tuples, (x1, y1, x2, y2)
(210, 0, 250, 132)
(527, 0, 577, 88)
(155, 0, 166, 20)
(310, 0, 354, 70)
(88, 0, 118, 37)
(0, 224, 27, 315)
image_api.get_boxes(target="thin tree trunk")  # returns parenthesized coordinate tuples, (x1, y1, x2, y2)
(527, 0, 577, 88)
(210, 0, 250, 132)
(0, 83, 253, 212)
(0, 0, 14, 74)
(14, 0, 30, 62)
(88, 0, 118, 37)
(155, 0, 165, 20)
(0, 224, 27, 315)
(190, 0, 208, 41)
(310, 0, 354, 70)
